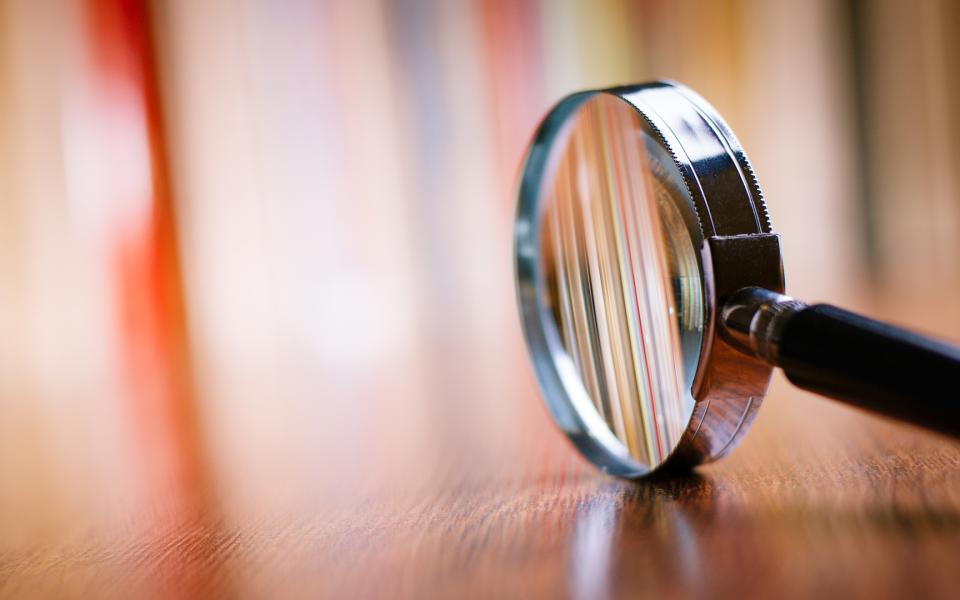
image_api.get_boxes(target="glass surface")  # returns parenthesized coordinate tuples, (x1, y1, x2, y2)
(537, 94, 704, 468)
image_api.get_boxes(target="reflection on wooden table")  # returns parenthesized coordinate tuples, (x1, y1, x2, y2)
(3, 368, 960, 598)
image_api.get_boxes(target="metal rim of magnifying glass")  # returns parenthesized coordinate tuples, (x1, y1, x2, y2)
(515, 80, 785, 478)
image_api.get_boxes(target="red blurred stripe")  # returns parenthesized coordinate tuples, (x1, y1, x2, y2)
(81, 0, 205, 505)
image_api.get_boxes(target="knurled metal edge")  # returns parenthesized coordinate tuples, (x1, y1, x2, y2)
(669, 83, 774, 234)
(636, 109, 710, 238)
(600, 89, 712, 241)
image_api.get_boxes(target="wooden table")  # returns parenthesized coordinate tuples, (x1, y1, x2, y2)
(3, 376, 959, 599)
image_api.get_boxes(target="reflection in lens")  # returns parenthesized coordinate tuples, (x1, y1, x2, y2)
(538, 94, 704, 469)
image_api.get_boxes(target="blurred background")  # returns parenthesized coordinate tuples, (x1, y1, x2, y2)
(1, 0, 959, 571)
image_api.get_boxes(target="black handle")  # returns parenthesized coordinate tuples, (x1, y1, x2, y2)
(777, 304, 960, 438)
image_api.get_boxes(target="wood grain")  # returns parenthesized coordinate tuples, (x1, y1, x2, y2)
(2, 374, 960, 599)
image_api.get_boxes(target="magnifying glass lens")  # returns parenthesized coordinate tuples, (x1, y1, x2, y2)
(537, 94, 705, 468)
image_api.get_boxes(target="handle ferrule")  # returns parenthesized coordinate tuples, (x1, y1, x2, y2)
(721, 287, 807, 363)
(722, 287, 960, 438)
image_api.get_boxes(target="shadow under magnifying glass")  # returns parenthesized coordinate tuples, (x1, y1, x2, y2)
(567, 472, 720, 599)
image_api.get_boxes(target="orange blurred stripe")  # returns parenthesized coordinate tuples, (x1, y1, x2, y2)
(81, 0, 205, 506)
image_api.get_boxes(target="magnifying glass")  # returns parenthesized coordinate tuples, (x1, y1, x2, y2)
(514, 81, 960, 478)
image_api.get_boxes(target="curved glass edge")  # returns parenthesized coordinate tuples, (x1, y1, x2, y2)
(515, 91, 645, 477)
(514, 85, 710, 478)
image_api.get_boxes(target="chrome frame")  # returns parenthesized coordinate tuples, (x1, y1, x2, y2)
(515, 81, 785, 478)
